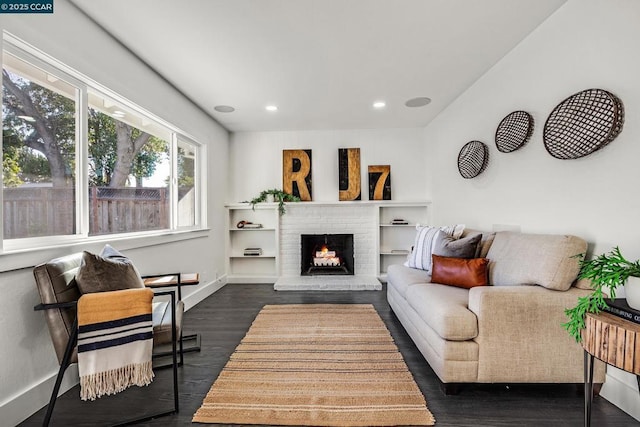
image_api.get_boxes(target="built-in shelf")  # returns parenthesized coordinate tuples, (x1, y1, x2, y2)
(226, 201, 430, 284)
(226, 204, 279, 283)
(376, 203, 430, 280)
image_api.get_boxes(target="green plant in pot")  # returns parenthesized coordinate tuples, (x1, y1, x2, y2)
(563, 246, 640, 343)
(244, 188, 300, 216)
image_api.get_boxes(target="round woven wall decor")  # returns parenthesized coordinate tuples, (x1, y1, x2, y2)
(495, 111, 534, 153)
(543, 88, 624, 160)
(458, 141, 489, 179)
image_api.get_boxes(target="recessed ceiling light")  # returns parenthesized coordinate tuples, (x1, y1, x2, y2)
(214, 105, 235, 113)
(265, 105, 278, 112)
(373, 101, 386, 109)
(405, 97, 432, 108)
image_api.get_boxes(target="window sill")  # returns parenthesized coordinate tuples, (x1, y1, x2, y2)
(0, 228, 210, 273)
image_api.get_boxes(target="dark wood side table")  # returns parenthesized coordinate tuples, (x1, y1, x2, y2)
(582, 311, 640, 427)
(143, 273, 202, 360)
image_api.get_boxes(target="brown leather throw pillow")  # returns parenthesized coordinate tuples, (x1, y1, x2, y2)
(431, 254, 489, 289)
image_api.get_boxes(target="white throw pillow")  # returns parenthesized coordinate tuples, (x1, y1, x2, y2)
(405, 224, 465, 272)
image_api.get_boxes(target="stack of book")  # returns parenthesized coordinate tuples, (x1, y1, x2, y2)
(390, 249, 410, 254)
(390, 218, 409, 225)
(603, 298, 640, 325)
(243, 247, 263, 256)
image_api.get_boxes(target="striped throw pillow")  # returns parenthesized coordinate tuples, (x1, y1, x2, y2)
(405, 224, 465, 272)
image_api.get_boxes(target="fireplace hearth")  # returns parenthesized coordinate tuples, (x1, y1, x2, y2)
(301, 234, 354, 276)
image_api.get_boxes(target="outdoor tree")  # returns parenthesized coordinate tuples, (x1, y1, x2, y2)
(2, 69, 74, 187)
(88, 109, 166, 187)
(3, 68, 166, 188)
(88, 108, 117, 186)
(111, 120, 156, 187)
(177, 146, 195, 188)
(2, 129, 22, 187)
(131, 136, 166, 187)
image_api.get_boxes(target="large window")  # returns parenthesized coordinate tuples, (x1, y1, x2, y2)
(2, 50, 79, 240)
(1, 41, 203, 251)
(87, 90, 171, 235)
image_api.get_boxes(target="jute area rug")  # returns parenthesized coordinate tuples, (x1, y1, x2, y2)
(193, 304, 435, 426)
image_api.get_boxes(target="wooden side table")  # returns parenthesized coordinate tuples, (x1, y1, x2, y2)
(143, 273, 202, 360)
(143, 272, 200, 300)
(582, 311, 640, 427)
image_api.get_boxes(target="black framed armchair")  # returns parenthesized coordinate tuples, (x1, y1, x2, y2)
(33, 250, 183, 426)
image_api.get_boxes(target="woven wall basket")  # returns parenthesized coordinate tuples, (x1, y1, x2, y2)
(458, 141, 489, 179)
(495, 111, 534, 153)
(543, 88, 624, 160)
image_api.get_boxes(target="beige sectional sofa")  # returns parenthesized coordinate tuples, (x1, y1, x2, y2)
(386, 229, 605, 393)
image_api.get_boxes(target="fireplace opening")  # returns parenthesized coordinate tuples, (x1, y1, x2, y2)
(301, 234, 354, 276)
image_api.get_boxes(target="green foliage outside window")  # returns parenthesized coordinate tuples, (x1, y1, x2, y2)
(3, 68, 167, 189)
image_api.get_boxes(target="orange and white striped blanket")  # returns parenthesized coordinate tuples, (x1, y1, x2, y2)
(77, 288, 154, 401)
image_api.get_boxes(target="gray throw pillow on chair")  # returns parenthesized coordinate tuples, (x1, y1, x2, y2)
(75, 245, 144, 294)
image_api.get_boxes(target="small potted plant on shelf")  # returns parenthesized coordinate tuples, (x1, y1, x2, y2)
(563, 246, 640, 342)
(244, 188, 300, 216)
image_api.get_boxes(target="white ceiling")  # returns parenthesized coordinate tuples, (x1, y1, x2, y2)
(71, 0, 567, 133)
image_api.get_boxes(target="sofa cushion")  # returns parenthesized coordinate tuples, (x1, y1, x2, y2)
(387, 264, 430, 298)
(152, 300, 184, 346)
(405, 224, 465, 272)
(433, 230, 482, 259)
(485, 231, 587, 291)
(431, 255, 489, 289)
(406, 283, 477, 341)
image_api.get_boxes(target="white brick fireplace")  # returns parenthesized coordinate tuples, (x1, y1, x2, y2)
(274, 202, 382, 290)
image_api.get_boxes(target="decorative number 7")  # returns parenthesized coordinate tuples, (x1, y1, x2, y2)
(368, 165, 391, 200)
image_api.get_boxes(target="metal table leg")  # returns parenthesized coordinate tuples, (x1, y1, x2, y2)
(584, 350, 594, 427)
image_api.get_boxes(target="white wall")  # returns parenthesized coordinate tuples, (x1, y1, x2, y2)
(425, 0, 640, 420)
(229, 128, 429, 203)
(0, 1, 229, 424)
(5, 0, 638, 423)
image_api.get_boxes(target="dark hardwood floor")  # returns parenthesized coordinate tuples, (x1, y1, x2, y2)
(20, 284, 639, 426)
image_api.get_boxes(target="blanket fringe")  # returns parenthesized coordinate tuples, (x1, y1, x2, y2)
(80, 361, 154, 401)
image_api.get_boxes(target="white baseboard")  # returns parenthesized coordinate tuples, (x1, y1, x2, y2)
(182, 274, 227, 311)
(600, 366, 640, 421)
(0, 364, 78, 427)
(600, 368, 640, 422)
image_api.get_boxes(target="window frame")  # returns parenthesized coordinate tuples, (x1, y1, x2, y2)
(1, 33, 207, 259)
(174, 135, 202, 230)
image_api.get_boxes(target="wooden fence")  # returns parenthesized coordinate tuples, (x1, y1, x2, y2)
(3, 186, 169, 239)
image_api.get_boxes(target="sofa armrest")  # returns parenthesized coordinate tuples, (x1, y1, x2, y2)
(468, 285, 605, 383)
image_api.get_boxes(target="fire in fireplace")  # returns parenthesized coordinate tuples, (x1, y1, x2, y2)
(301, 234, 354, 276)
